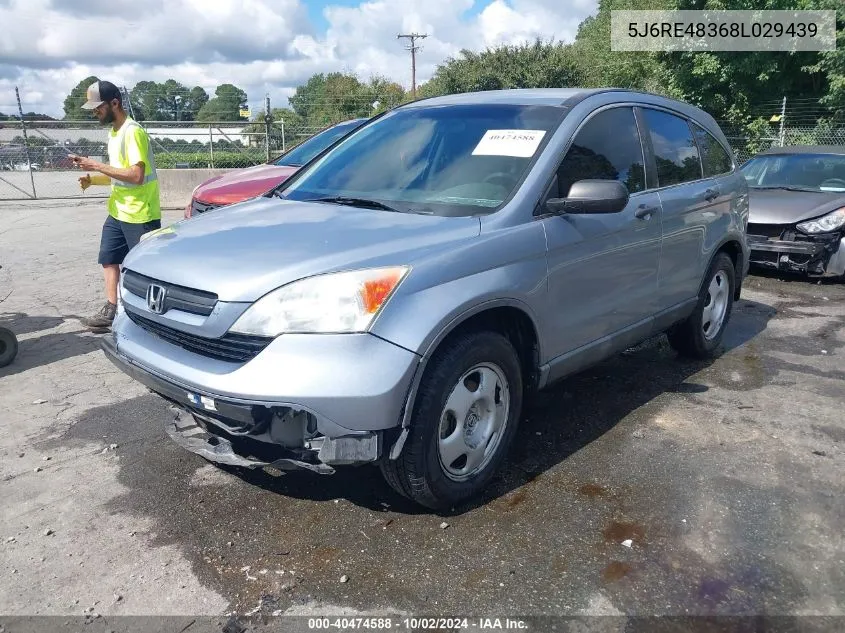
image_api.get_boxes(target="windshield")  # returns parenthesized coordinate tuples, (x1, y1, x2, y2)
(279, 104, 565, 216)
(740, 153, 845, 192)
(274, 119, 364, 167)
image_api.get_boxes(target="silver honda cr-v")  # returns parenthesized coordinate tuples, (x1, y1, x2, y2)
(103, 88, 749, 509)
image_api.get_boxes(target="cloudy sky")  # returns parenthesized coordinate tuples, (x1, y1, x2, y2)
(0, 0, 598, 118)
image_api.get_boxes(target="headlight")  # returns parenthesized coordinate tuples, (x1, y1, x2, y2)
(230, 266, 410, 336)
(796, 208, 845, 234)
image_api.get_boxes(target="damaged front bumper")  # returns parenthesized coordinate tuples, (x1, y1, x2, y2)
(102, 335, 387, 474)
(747, 229, 845, 277)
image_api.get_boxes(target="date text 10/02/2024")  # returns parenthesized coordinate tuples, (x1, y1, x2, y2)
(307, 617, 529, 630)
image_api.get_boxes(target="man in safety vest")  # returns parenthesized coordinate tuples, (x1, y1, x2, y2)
(70, 80, 161, 332)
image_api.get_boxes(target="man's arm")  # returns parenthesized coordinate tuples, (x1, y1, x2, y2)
(70, 155, 145, 185)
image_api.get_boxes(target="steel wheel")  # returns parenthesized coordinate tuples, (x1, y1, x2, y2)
(437, 362, 510, 482)
(702, 270, 729, 341)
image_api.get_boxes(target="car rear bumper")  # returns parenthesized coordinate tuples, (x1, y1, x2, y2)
(747, 230, 845, 277)
(103, 311, 421, 469)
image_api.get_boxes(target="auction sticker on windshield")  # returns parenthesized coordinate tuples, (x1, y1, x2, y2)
(472, 130, 546, 157)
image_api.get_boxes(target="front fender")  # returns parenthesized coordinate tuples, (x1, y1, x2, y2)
(368, 221, 549, 458)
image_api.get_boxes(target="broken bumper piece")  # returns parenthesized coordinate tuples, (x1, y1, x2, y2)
(166, 416, 336, 474)
(747, 232, 845, 277)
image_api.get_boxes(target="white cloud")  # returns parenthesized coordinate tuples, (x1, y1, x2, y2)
(0, 0, 598, 118)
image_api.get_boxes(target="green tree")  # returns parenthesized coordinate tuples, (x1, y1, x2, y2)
(420, 39, 583, 97)
(63, 75, 100, 120)
(128, 80, 209, 121)
(197, 84, 249, 121)
(664, 0, 832, 125)
(287, 73, 403, 127)
(800, 0, 845, 119)
(185, 86, 210, 121)
(128, 80, 160, 121)
(570, 0, 677, 96)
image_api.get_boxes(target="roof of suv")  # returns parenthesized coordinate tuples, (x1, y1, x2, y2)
(401, 88, 721, 128)
(403, 88, 650, 108)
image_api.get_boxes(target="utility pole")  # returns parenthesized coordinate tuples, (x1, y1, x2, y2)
(397, 33, 428, 99)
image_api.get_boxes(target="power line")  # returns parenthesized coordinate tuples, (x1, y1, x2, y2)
(397, 33, 428, 99)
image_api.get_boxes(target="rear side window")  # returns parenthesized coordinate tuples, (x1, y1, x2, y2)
(642, 109, 703, 187)
(692, 123, 733, 177)
(558, 107, 646, 197)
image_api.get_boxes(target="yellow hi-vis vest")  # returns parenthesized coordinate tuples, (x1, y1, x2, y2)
(107, 117, 161, 224)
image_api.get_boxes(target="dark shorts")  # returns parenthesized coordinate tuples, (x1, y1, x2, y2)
(98, 215, 161, 265)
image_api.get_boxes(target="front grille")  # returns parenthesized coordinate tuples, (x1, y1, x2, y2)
(122, 269, 217, 317)
(125, 309, 272, 363)
(191, 199, 222, 216)
(747, 223, 787, 239)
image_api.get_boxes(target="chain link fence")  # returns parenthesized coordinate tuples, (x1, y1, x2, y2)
(723, 125, 845, 166)
(0, 115, 333, 200)
(2, 88, 844, 201)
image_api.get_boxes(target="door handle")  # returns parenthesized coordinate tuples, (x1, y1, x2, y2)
(635, 204, 658, 219)
(700, 187, 720, 202)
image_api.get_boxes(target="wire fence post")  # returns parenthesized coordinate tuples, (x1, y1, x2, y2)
(122, 85, 137, 120)
(264, 94, 271, 163)
(779, 96, 787, 147)
(14, 86, 37, 199)
(209, 126, 214, 168)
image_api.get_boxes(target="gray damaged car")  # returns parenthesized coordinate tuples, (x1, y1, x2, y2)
(103, 88, 750, 509)
(741, 145, 845, 279)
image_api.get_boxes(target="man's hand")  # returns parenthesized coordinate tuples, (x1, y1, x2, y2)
(79, 174, 91, 191)
(68, 154, 102, 171)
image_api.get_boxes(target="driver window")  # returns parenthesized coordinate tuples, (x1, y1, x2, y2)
(557, 107, 646, 198)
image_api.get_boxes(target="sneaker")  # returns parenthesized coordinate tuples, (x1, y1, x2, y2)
(80, 301, 117, 331)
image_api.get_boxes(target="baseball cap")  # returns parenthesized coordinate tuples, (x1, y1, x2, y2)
(81, 80, 122, 110)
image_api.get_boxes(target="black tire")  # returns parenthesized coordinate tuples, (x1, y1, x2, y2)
(0, 327, 18, 367)
(668, 252, 735, 359)
(380, 330, 523, 510)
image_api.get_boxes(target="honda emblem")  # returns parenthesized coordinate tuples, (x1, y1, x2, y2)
(146, 284, 167, 314)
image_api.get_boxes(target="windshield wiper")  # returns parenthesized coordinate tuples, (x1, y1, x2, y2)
(307, 196, 404, 212)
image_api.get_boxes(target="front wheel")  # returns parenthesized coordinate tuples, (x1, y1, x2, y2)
(667, 252, 735, 359)
(380, 330, 523, 510)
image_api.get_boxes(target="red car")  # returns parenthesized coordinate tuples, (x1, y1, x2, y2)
(185, 118, 367, 218)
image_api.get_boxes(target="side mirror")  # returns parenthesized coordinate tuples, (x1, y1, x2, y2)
(546, 179, 630, 215)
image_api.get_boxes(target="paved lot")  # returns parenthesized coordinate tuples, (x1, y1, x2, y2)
(1, 200, 844, 621)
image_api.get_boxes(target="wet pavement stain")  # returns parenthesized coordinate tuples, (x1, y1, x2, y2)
(603, 521, 645, 546)
(579, 483, 608, 498)
(602, 561, 632, 582)
(698, 578, 732, 604)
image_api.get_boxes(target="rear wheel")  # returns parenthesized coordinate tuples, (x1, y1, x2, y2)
(380, 330, 523, 510)
(667, 252, 735, 359)
(0, 327, 18, 367)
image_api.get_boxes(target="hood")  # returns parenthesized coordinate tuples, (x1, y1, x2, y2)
(123, 197, 482, 302)
(748, 188, 845, 225)
(193, 164, 299, 205)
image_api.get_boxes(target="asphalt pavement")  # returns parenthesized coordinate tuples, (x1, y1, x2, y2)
(0, 200, 843, 627)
